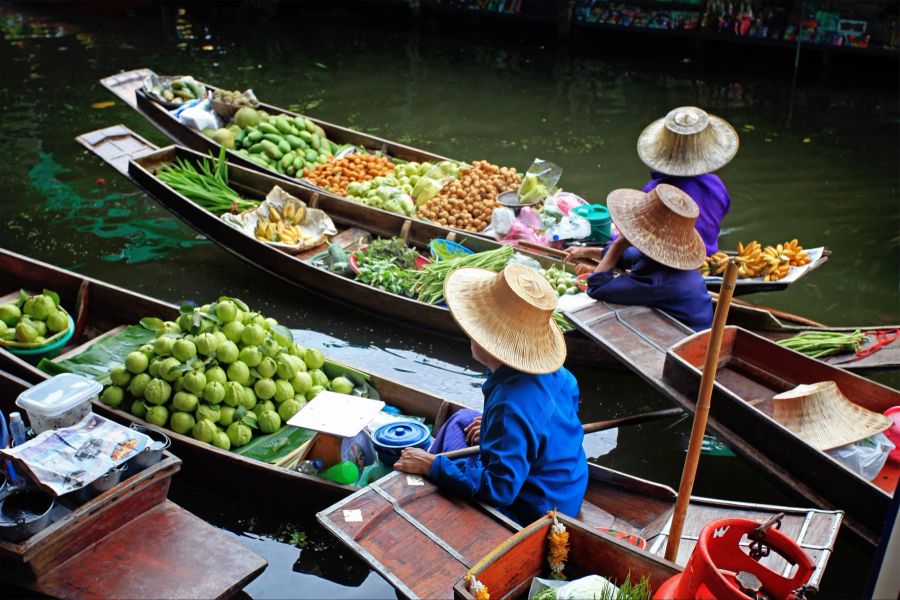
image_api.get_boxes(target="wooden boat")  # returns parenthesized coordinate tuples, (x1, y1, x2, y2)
(0, 248, 465, 506)
(99, 69, 831, 295)
(452, 512, 680, 600)
(565, 300, 900, 546)
(0, 370, 267, 598)
(317, 468, 841, 599)
(77, 126, 893, 372)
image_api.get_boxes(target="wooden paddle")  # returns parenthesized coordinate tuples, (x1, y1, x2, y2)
(664, 260, 739, 562)
(438, 406, 684, 460)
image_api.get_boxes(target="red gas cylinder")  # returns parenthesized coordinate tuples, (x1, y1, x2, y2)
(654, 515, 815, 600)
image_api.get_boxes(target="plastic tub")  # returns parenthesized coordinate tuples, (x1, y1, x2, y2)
(371, 421, 431, 469)
(15, 373, 102, 434)
(429, 239, 474, 262)
(571, 204, 612, 243)
(4, 314, 75, 361)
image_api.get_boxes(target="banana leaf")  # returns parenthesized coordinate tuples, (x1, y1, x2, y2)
(37, 325, 156, 381)
(233, 425, 315, 463)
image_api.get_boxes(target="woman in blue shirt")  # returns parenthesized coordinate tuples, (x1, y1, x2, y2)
(394, 264, 588, 525)
(564, 183, 713, 332)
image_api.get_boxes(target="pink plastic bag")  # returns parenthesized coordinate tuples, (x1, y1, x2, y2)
(553, 192, 588, 215)
(885, 406, 900, 462)
(503, 221, 546, 246)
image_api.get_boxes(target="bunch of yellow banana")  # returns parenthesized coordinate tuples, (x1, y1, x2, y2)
(781, 238, 810, 267)
(701, 239, 812, 281)
(702, 251, 731, 276)
(254, 203, 309, 244)
(734, 241, 768, 278)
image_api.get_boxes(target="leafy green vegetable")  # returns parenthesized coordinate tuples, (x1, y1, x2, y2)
(156, 147, 258, 215)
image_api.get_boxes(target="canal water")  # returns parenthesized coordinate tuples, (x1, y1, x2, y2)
(0, 3, 897, 598)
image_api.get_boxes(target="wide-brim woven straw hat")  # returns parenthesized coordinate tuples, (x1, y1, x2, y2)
(606, 183, 706, 270)
(444, 263, 566, 375)
(637, 106, 739, 177)
(772, 381, 892, 451)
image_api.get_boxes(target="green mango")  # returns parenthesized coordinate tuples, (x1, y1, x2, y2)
(285, 135, 304, 149)
(277, 139, 291, 154)
(262, 133, 283, 145)
(298, 130, 313, 142)
(260, 140, 283, 160)
(292, 116, 306, 131)
(309, 134, 321, 151)
(281, 151, 297, 169)
(246, 130, 263, 143)
(274, 117, 293, 135)
(305, 149, 318, 162)
(258, 122, 279, 135)
(304, 118, 316, 133)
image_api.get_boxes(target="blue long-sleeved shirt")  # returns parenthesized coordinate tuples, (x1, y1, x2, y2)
(586, 247, 713, 331)
(428, 365, 588, 525)
(643, 172, 731, 256)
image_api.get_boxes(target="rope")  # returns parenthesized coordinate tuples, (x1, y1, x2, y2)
(855, 329, 900, 358)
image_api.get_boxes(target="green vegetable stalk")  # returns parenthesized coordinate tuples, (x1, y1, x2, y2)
(777, 330, 866, 358)
(156, 147, 258, 215)
(411, 245, 515, 304)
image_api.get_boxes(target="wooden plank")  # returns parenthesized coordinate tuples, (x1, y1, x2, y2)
(76, 125, 159, 175)
(34, 501, 266, 600)
(99, 68, 154, 108)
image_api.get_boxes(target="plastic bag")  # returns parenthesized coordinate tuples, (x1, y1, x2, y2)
(506, 253, 542, 270)
(413, 161, 464, 206)
(826, 432, 895, 480)
(503, 221, 546, 246)
(174, 98, 221, 131)
(518, 158, 562, 204)
(490, 207, 516, 236)
(553, 191, 588, 215)
(557, 575, 619, 600)
(546, 215, 592, 243)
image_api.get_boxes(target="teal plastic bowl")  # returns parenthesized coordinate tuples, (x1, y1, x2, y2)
(430, 239, 474, 261)
(572, 204, 612, 243)
(4, 314, 75, 360)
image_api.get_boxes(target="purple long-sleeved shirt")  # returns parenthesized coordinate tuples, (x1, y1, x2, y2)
(642, 172, 731, 255)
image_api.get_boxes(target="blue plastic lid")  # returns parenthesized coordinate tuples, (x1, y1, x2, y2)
(381, 405, 402, 415)
(372, 421, 431, 449)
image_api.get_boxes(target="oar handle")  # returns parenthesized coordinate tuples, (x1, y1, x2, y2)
(439, 407, 684, 460)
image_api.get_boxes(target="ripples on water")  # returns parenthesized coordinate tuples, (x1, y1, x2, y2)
(0, 4, 896, 598)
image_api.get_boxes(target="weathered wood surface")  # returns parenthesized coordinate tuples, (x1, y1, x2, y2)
(319, 466, 841, 599)
(566, 301, 889, 546)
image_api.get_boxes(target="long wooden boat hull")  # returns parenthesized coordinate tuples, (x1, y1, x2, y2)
(0, 248, 462, 507)
(0, 371, 267, 599)
(101, 69, 831, 296)
(318, 466, 840, 599)
(565, 300, 897, 546)
(76, 125, 893, 372)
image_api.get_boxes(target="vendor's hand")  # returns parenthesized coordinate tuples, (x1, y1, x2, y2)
(575, 263, 594, 276)
(464, 417, 482, 445)
(563, 246, 602, 264)
(394, 447, 436, 475)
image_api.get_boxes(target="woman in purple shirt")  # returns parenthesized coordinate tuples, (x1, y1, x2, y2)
(636, 106, 739, 255)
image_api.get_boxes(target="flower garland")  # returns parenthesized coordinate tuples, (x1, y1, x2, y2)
(465, 573, 490, 600)
(547, 511, 569, 580)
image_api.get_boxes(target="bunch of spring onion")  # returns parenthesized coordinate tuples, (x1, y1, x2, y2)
(777, 330, 866, 358)
(411, 245, 515, 305)
(156, 147, 258, 215)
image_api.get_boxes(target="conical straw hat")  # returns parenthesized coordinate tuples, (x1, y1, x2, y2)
(637, 106, 739, 177)
(606, 183, 707, 270)
(444, 263, 566, 375)
(772, 381, 892, 451)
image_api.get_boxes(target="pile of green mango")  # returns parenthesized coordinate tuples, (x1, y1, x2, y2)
(221, 107, 339, 177)
(100, 298, 357, 451)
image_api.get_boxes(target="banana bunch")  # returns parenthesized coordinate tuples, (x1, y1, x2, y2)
(700, 239, 812, 282)
(254, 203, 309, 245)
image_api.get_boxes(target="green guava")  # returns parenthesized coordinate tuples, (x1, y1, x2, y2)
(253, 400, 275, 417)
(125, 351, 149, 374)
(153, 335, 176, 356)
(274, 379, 294, 403)
(239, 345, 263, 367)
(158, 357, 182, 382)
(46, 310, 68, 333)
(258, 338, 279, 358)
(226, 422, 252, 448)
(288, 344, 306, 358)
(30, 320, 47, 337)
(309, 369, 329, 388)
(278, 398, 302, 421)
(222, 320, 244, 343)
(148, 359, 161, 378)
(241, 386, 257, 410)
(223, 381, 245, 407)
(182, 370, 207, 395)
(15, 321, 37, 343)
(330, 376, 354, 395)
(303, 348, 325, 370)
(195, 332, 219, 357)
(197, 404, 221, 423)
(109, 366, 131, 387)
(227, 360, 250, 385)
(290, 371, 312, 395)
(306, 385, 324, 401)
(173, 391, 199, 413)
(205, 366, 227, 385)
(257, 357, 277, 378)
(212, 430, 231, 451)
(144, 378, 172, 405)
(0, 303, 20, 326)
(215, 300, 238, 323)
(30, 295, 55, 320)
(172, 339, 197, 362)
(258, 410, 281, 434)
(139, 343, 155, 358)
(128, 373, 151, 398)
(203, 381, 226, 405)
(170, 411, 196, 435)
(218, 406, 236, 426)
(130, 399, 148, 418)
(101, 386, 124, 407)
(192, 418, 217, 443)
(254, 378, 276, 400)
(216, 341, 239, 364)
(146, 405, 169, 427)
(241, 324, 266, 346)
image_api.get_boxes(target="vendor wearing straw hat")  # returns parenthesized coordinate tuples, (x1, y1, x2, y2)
(395, 263, 588, 525)
(564, 183, 713, 332)
(637, 106, 739, 255)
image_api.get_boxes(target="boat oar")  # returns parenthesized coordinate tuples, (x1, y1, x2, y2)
(665, 260, 739, 562)
(439, 406, 684, 460)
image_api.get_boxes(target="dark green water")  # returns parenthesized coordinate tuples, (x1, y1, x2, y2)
(0, 3, 897, 598)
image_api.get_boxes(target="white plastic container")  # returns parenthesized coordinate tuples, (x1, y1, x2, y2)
(15, 374, 101, 434)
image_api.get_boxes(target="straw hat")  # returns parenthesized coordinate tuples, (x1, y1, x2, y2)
(444, 263, 566, 375)
(606, 183, 706, 270)
(637, 106, 739, 177)
(772, 381, 892, 451)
